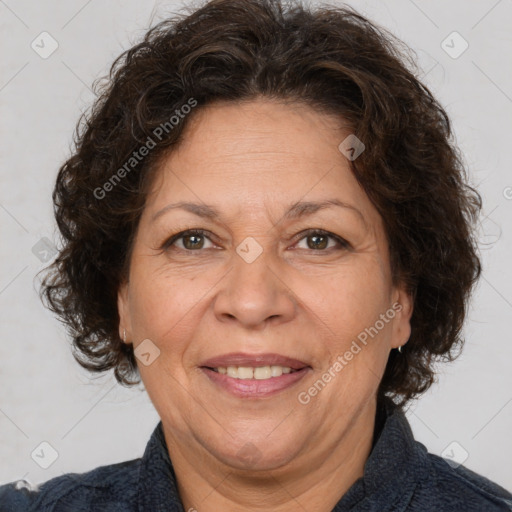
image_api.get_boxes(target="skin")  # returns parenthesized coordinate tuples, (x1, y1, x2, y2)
(117, 98, 413, 512)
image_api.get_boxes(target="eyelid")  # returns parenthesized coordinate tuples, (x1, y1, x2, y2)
(161, 228, 217, 251)
(292, 228, 351, 251)
(161, 227, 351, 252)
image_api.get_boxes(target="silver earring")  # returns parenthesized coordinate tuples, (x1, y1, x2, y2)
(398, 345, 402, 353)
(123, 329, 127, 343)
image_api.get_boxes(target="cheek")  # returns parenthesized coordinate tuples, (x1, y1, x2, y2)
(312, 271, 393, 404)
(129, 268, 200, 339)
(301, 264, 390, 337)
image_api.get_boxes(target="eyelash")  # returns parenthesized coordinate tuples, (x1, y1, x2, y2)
(161, 228, 351, 253)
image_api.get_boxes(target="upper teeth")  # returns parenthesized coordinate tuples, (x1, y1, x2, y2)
(216, 366, 293, 379)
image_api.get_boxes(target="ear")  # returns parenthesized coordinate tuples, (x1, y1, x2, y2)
(390, 284, 414, 350)
(117, 280, 132, 344)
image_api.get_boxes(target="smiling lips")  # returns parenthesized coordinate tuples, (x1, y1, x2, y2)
(201, 352, 311, 398)
(217, 365, 293, 379)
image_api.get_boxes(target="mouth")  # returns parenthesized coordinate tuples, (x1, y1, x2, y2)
(208, 365, 299, 379)
(200, 352, 311, 398)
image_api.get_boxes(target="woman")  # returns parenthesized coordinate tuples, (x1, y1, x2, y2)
(1, 0, 511, 510)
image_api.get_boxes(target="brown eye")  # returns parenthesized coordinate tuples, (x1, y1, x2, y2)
(182, 233, 205, 250)
(163, 229, 215, 251)
(295, 229, 350, 251)
(306, 234, 329, 250)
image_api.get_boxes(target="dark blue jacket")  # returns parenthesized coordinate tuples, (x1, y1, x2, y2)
(1, 398, 511, 511)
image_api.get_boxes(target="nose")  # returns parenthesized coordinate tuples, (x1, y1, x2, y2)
(213, 248, 297, 330)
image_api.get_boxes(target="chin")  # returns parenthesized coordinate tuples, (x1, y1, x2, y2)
(207, 435, 303, 472)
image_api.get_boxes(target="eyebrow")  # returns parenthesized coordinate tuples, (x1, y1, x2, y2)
(151, 199, 367, 228)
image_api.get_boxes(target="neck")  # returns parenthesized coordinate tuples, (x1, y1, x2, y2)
(164, 397, 378, 512)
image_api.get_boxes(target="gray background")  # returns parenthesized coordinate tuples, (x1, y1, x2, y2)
(1, 0, 511, 492)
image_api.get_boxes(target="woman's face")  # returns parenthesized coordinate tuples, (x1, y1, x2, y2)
(118, 99, 413, 472)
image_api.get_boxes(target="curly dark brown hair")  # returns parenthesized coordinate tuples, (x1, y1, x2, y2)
(39, 0, 482, 406)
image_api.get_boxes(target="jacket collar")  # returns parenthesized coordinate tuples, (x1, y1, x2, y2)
(136, 398, 428, 511)
(136, 422, 184, 512)
(332, 398, 429, 511)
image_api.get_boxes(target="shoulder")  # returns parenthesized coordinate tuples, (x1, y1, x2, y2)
(0, 457, 141, 512)
(376, 399, 511, 511)
(409, 448, 512, 511)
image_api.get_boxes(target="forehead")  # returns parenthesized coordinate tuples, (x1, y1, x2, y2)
(167, 99, 350, 170)
(142, 99, 381, 230)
